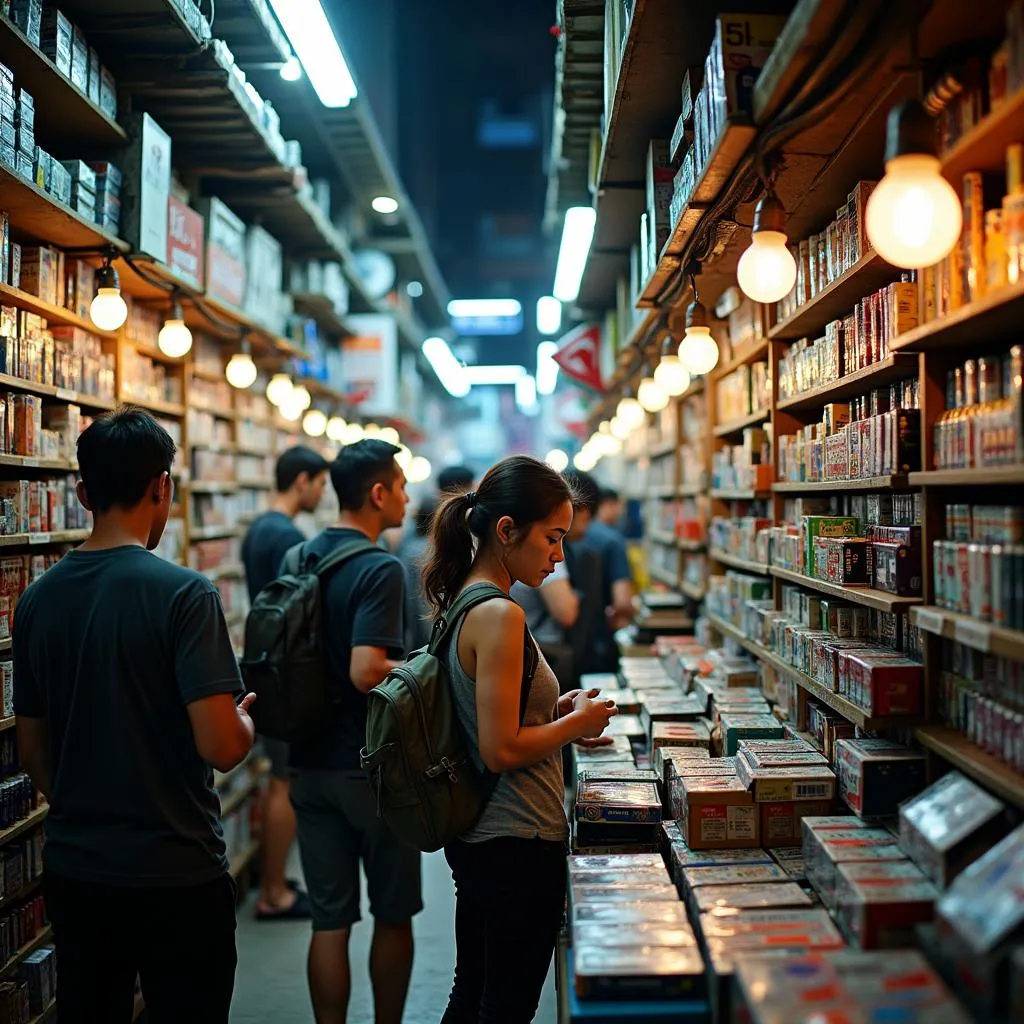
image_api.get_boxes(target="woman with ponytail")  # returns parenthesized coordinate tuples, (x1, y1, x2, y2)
(424, 455, 618, 1024)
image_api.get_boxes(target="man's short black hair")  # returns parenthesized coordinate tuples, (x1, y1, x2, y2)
(437, 465, 474, 493)
(77, 406, 177, 513)
(562, 469, 600, 515)
(276, 445, 330, 492)
(331, 439, 401, 511)
(599, 487, 620, 504)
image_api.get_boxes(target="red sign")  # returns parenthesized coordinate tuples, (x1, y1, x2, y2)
(553, 322, 604, 392)
(166, 196, 204, 291)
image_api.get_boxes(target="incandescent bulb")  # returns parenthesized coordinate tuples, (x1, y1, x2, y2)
(266, 373, 293, 407)
(395, 445, 413, 471)
(616, 396, 646, 430)
(157, 318, 193, 358)
(637, 376, 669, 413)
(866, 155, 962, 269)
(407, 456, 432, 484)
(89, 287, 128, 331)
(291, 385, 312, 411)
(654, 354, 691, 396)
(678, 326, 720, 376)
(341, 422, 365, 445)
(326, 416, 347, 441)
(225, 352, 257, 389)
(303, 409, 327, 437)
(736, 231, 798, 304)
(544, 448, 569, 472)
(279, 392, 305, 421)
(379, 426, 400, 445)
(610, 416, 631, 440)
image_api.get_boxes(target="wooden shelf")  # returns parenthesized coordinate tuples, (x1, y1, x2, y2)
(909, 467, 1024, 487)
(916, 726, 1024, 809)
(776, 355, 920, 414)
(648, 439, 678, 459)
(711, 340, 770, 381)
(941, 86, 1024, 183)
(291, 292, 350, 336)
(0, 530, 89, 548)
(0, 806, 47, 850)
(0, 925, 53, 980)
(713, 407, 770, 439)
(677, 538, 705, 553)
(220, 771, 265, 818)
(0, 878, 41, 916)
(229, 841, 259, 880)
(770, 566, 921, 613)
(192, 404, 237, 422)
(191, 525, 241, 542)
(0, 637, 10, 653)
(0, 373, 117, 412)
(710, 488, 771, 501)
(769, 250, 898, 341)
(203, 563, 245, 582)
(27, 999, 56, 1024)
(0, 454, 77, 473)
(677, 482, 705, 497)
(647, 484, 677, 499)
(680, 580, 705, 601)
(912, 607, 1024, 663)
(0, 718, 14, 732)
(649, 530, 678, 547)
(707, 612, 762, 656)
(773, 476, 912, 493)
(891, 281, 1024, 353)
(709, 550, 771, 575)
(119, 394, 186, 418)
(190, 482, 239, 495)
(648, 565, 679, 588)
(237, 478, 274, 490)
(0, 283, 119, 341)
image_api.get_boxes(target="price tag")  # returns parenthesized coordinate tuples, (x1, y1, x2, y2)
(55, 388, 75, 402)
(914, 608, 944, 635)
(954, 619, 991, 653)
(29, 533, 50, 545)
(22, 457, 39, 468)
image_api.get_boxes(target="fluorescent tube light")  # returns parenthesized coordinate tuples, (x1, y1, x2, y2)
(447, 299, 522, 318)
(515, 375, 538, 415)
(463, 364, 527, 386)
(536, 341, 559, 396)
(372, 196, 399, 215)
(268, 0, 357, 108)
(553, 207, 597, 302)
(536, 295, 562, 336)
(422, 337, 470, 398)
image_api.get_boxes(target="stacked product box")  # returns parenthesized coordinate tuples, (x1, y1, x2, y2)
(244, 225, 284, 333)
(710, 426, 772, 491)
(834, 738, 926, 818)
(715, 360, 770, 423)
(834, 858, 939, 949)
(90, 161, 123, 235)
(121, 112, 172, 261)
(18, 946, 54, 1015)
(0, 893, 46, 967)
(574, 772, 663, 854)
(199, 197, 247, 309)
(568, 853, 706, 1003)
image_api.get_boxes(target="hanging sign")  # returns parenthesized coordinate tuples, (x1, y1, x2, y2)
(553, 322, 605, 392)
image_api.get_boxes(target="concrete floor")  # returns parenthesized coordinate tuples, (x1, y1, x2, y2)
(230, 850, 557, 1023)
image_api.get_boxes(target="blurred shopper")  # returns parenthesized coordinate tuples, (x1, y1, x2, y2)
(14, 408, 254, 1023)
(510, 558, 578, 689)
(394, 496, 438, 653)
(288, 440, 418, 1024)
(241, 445, 330, 922)
(423, 456, 617, 1023)
(563, 470, 634, 674)
(437, 464, 475, 495)
(596, 487, 626, 531)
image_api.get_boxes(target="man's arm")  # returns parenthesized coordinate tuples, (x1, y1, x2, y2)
(175, 584, 255, 771)
(540, 577, 579, 629)
(15, 718, 51, 802)
(607, 538, 636, 628)
(348, 559, 406, 694)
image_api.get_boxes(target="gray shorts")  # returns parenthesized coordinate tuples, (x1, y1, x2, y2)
(290, 769, 423, 931)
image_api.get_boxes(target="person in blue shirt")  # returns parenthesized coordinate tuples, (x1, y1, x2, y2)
(241, 445, 329, 922)
(14, 408, 256, 1023)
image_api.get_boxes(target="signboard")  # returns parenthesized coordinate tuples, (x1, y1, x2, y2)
(341, 314, 398, 414)
(166, 196, 204, 290)
(553, 322, 605, 392)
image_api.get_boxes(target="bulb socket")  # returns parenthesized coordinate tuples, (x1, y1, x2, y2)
(96, 262, 120, 291)
(685, 300, 710, 331)
(884, 98, 937, 162)
(752, 193, 787, 235)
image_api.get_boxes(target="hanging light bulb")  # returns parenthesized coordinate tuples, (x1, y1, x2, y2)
(545, 448, 569, 472)
(379, 426, 400, 445)
(89, 257, 128, 331)
(266, 373, 293, 408)
(225, 340, 258, 389)
(407, 456, 432, 483)
(279, 391, 305, 421)
(303, 409, 327, 437)
(866, 99, 962, 269)
(326, 416, 347, 442)
(157, 296, 193, 358)
(677, 273, 720, 376)
(341, 422, 365, 445)
(291, 384, 312, 411)
(637, 374, 669, 412)
(395, 444, 414, 471)
(736, 192, 797, 304)
(653, 333, 691, 397)
(616, 388, 646, 430)
(610, 415, 631, 440)
(363, 422, 382, 440)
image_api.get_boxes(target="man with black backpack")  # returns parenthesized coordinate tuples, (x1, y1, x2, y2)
(283, 439, 418, 1024)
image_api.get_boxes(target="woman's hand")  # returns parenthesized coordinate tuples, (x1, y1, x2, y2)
(572, 690, 618, 740)
(557, 688, 594, 719)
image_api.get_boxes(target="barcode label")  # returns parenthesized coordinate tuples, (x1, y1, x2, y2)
(793, 783, 831, 800)
(954, 619, 991, 653)
(29, 533, 50, 545)
(21, 457, 39, 468)
(55, 388, 75, 401)
(914, 609, 944, 634)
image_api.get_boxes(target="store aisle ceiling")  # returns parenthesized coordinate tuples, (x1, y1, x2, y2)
(325, 0, 559, 371)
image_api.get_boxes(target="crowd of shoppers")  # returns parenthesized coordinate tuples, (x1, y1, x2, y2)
(12, 407, 633, 1024)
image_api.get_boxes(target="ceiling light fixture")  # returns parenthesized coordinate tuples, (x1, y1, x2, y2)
(677, 271, 720, 376)
(279, 55, 302, 82)
(406, 280, 424, 298)
(89, 256, 128, 331)
(326, 416, 348, 442)
(515, 375, 538, 415)
(371, 196, 400, 215)
(407, 456, 432, 484)
(866, 99, 962, 268)
(266, 372, 294, 408)
(536, 341, 559, 396)
(447, 298, 522, 318)
(225, 340, 258, 389)
(463, 364, 527, 386)
(303, 409, 327, 437)
(615, 387, 646, 430)
(341, 422, 365, 445)
(268, 0, 357, 107)
(610, 416, 631, 440)
(157, 295, 193, 358)
(637, 372, 669, 412)
(379, 426, 400, 445)
(553, 206, 597, 302)
(545, 448, 569, 472)
(653, 332, 691, 396)
(536, 295, 562, 336)
(395, 445, 413, 471)
(422, 336, 470, 398)
(736, 190, 798, 304)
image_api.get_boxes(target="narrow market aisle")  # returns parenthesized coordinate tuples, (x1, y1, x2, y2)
(230, 850, 557, 1023)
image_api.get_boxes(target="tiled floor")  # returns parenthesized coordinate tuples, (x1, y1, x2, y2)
(230, 850, 556, 1023)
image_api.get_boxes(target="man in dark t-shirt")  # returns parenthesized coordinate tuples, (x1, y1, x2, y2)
(14, 408, 256, 1022)
(241, 445, 328, 922)
(288, 439, 419, 1024)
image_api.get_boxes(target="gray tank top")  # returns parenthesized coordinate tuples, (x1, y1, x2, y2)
(447, 607, 569, 844)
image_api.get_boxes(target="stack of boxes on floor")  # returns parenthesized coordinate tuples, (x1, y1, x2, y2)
(561, 633, 1022, 1021)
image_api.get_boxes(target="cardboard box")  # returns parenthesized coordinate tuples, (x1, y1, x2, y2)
(835, 860, 938, 949)
(761, 800, 835, 848)
(574, 944, 706, 1002)
(120, 113, 171, 261)
(804, 826, 907, 909)
(196, 196, 246, 308)
(737, 761, 837, 803)
(650, 720, 711, 751)
(678, 776, 758, 850)
(692, 880, 813, 913)
(718, 713, 784, 756)
(836, 739, 926, 818)
(166, 196, 205, 291)
(243, 223, 284, 332)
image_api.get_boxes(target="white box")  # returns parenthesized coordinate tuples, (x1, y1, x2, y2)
(244, 224, 283, 332)
(197, 196, 246, 308)
(120, 113, 171, 261)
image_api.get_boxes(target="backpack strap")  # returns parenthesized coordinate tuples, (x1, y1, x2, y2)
(282, 537, 379, 579)
(431, 582, 536, 727)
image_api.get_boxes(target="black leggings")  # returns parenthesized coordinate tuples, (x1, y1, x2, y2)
(442, 836, 567, 1024)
